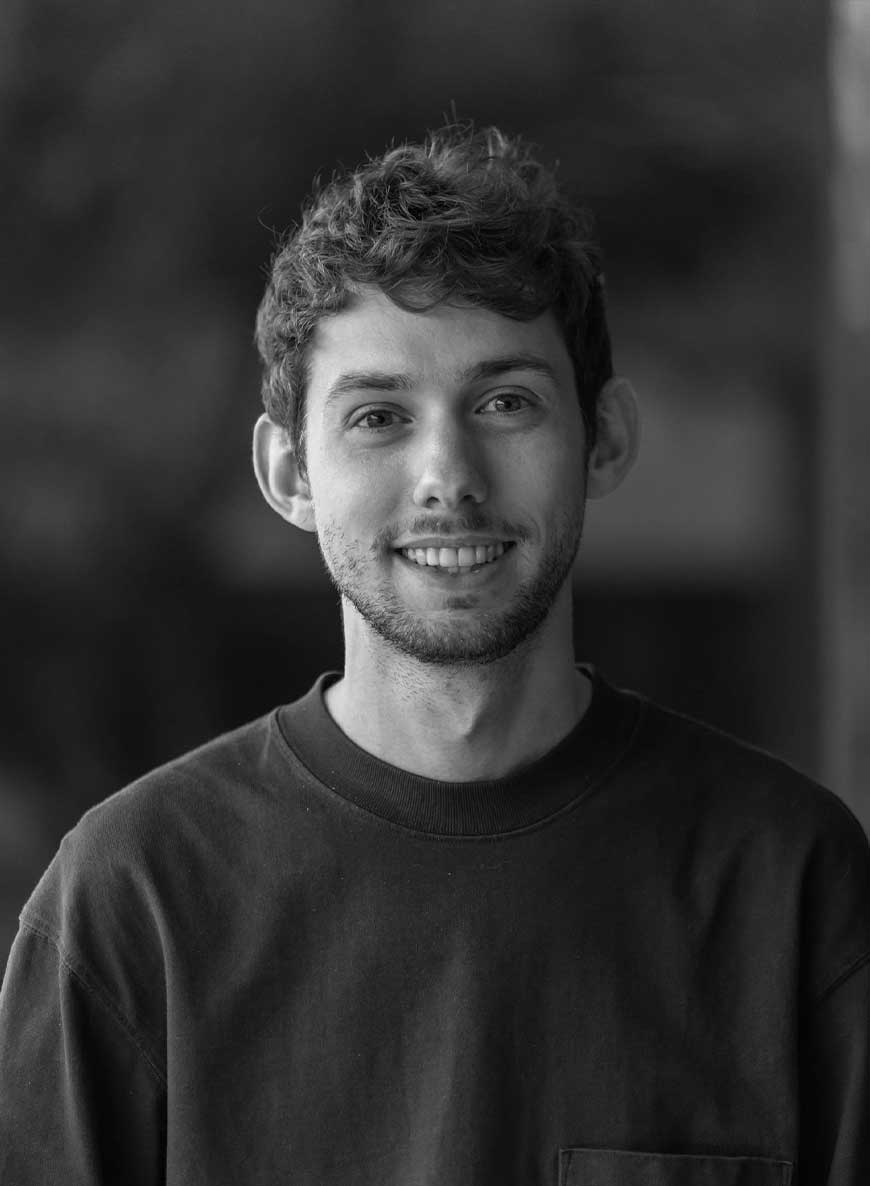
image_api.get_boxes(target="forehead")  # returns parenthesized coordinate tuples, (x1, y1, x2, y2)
(306, 287, 574, 396)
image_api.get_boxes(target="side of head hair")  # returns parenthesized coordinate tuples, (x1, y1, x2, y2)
(255, 124, 613, 467)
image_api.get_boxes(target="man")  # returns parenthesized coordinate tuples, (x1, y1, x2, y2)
(1, 125, 868, 1184)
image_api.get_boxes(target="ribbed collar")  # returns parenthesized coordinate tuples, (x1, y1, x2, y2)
(275, 666, 641, 837)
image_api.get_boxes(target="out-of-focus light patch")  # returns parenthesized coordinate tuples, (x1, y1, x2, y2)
(832, 0, 870, 154)
(577, 383, 797, 587)
(823, 0, 870, 813)
(831, 0, 870, 331)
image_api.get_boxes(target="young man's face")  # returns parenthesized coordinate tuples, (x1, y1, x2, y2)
(299, 287, 589, 665)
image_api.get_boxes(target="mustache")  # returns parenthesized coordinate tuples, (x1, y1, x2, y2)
(373, 515, 532, 552)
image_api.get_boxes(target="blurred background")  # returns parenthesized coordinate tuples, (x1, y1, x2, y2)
(2, 0, 869, 965)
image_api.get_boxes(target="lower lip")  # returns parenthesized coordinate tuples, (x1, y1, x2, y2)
(395, 544, 515, 579)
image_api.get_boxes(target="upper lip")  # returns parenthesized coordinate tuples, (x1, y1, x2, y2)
(394, 537, 512, 549)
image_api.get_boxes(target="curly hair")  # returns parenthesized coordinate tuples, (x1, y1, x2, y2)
(255, 125, 612, 469)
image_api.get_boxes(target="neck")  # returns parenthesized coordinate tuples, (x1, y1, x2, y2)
(324, 592, 590, 781)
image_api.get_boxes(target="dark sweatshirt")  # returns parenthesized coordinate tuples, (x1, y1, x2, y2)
(1, 670, 868, 1184)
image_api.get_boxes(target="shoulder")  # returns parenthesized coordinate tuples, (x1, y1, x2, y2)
(15, 710, 298, 1054)
(78, 708, 280, 840)
(622, 689, 870, 997)
(20, 710, 289, 955)
(628, 689, 865, 844)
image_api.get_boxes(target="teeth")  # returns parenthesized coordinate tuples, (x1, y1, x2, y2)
(401, 542, 508, 569)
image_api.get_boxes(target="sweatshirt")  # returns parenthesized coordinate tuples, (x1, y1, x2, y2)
(1, 668, 868, 1185)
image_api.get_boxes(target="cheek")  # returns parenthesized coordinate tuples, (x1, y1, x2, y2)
(308, 454, 401, 536)
(508, 438, 584, 511)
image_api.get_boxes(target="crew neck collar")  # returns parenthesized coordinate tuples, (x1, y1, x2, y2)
(275, 666, 641, 837)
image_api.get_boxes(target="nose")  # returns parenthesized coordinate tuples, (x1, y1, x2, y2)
(411, 418, 488, 510)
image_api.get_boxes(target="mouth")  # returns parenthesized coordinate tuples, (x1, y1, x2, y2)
(395, 541, 516, 576)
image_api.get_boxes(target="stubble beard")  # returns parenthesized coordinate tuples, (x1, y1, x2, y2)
(316, 509, 585, 667)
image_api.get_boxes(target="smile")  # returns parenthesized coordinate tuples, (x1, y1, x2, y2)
(397, 541, 514, 575)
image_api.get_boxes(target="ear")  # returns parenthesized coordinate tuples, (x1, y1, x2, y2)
(252, 414, 316, 533)
(585, 377, 640, 500)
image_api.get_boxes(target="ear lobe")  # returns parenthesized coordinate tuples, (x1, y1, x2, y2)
(252, 414, 316, 532)
(585, 377, 640, 501)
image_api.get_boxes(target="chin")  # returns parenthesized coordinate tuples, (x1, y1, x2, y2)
(365, 603, 556, 667)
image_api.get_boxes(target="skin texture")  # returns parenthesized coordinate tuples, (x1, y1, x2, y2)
(254, 287, 638, 780)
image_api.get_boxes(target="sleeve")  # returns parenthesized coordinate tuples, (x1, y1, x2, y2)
(0, 920, 167, 1185)
(799, 956, 870, 1185)
(796, 788, 870, 1184)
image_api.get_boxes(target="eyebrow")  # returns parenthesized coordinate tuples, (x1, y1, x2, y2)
(325, 352, 560, 406)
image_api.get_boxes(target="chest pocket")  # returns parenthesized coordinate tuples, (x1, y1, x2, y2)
(559, 1149, 793, 1186)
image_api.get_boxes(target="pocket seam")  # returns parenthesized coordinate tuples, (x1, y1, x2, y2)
(558, 1147, 794, 1186)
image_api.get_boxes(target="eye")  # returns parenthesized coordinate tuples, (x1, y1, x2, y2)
(349, 408, 404, 431)
(479, 391, 532, 415)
